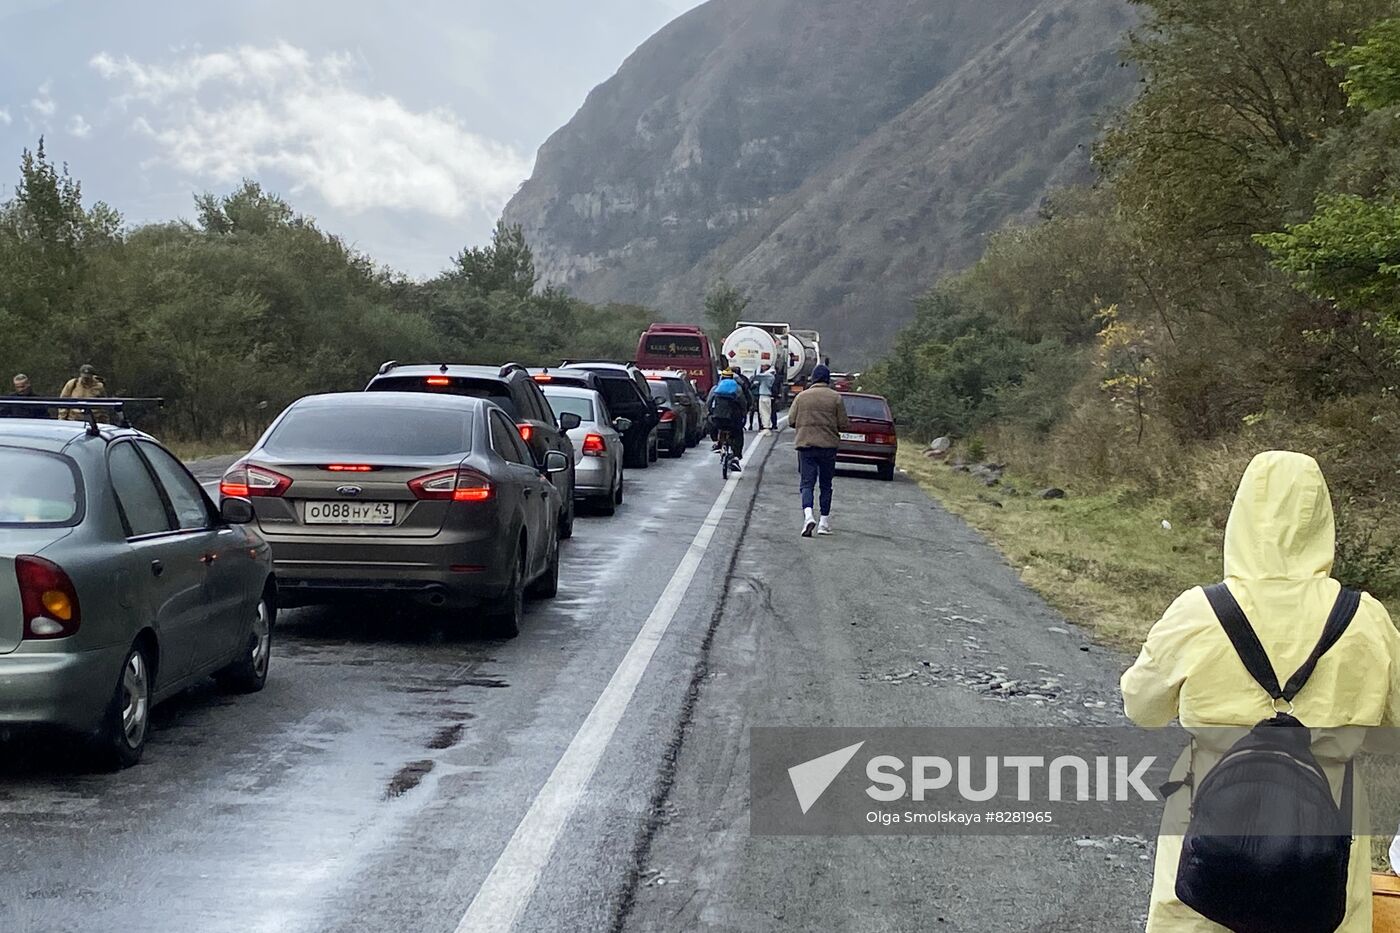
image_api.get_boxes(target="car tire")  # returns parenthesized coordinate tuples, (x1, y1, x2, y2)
(594, 493, 617, 516)
(648, 438, 659, 463)
(878, 462, 896, 482)
(528, 535, 560, 599)
(93, 641, 154, 770)
(626, 434, 649, 470)
(215, 592, 275, 694)
(668, 438, 685, 459)
(615, 475, 625, 506)
(486, 545, 525, 639)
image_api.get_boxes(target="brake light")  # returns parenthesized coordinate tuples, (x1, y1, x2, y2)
(533, 374, 553, 383)
(517, 424, 534, 443)
(426, 376, 451, 386)
(326, 464, 375, 472)
(409, 469, 494, 502)
(582, 433, 606, 456)
(220, 462, 292, 498)
(16, 556, 81, 639)
(661, 410, 675, 423)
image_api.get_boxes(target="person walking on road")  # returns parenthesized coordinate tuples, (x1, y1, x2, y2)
(0, 373, 46, 419)
(753, 363, 777, 434)
(1122, 451, 1400, 932)
(788, 364, 848, 537)
(59, 363, 105, 420)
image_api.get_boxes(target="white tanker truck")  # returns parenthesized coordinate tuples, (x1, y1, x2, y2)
(721, 322, 823, 402)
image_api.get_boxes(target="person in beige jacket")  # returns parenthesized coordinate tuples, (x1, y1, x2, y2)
(59, 364, 106, 420)
(1122, 451, 1400, 932)
(787, 365, 849, 537)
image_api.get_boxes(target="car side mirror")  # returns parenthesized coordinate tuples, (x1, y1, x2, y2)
(613, 417, 633, 433)
(559, 412, 582, 431)
(543, 450, 569, 474)
(221, 498, 255, 524)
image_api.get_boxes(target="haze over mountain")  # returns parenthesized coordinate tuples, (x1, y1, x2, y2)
(503, 0, 1137, 363)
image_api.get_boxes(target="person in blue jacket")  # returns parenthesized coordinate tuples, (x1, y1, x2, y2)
(707, 369, 747, 470)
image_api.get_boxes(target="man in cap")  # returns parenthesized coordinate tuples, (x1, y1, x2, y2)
(59, 364, 106, 420)
(0, 373, 46, 419)
(787, 364, 849, 537)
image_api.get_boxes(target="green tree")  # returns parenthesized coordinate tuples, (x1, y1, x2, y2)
(452, 220, 537, 299)
(704, 278, 750, 336)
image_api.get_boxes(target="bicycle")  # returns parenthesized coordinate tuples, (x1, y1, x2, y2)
(716, 427, 740, 480)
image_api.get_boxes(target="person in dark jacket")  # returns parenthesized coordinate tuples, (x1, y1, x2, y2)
(0, 374, 46, 419)
(707, 371, 747, 469)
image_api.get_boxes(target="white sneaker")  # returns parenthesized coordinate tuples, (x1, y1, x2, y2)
(817, 518, 833, 536)
(802, 519, 817, 538)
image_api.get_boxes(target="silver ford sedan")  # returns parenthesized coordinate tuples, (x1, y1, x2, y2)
(0, 412, 274, 769)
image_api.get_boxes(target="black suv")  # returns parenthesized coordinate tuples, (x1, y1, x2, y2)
(558, 361, 660, 469)
(366, 362, 580, 537)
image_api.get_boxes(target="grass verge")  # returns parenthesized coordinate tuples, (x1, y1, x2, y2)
(898, 447, 1221, 653)
(164, 439, 250, 463)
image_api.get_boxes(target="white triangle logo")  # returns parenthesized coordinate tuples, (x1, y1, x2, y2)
(788, 742, 865, 815)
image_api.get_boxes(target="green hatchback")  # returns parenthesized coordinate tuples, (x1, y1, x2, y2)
(0, 410, 275, 768)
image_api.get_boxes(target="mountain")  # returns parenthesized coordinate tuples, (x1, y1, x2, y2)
(502, 0, 1137, 364)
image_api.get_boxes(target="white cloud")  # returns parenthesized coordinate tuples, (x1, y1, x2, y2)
(90, 43, 531, 219)
(68, 114, 92, 138)
(29, 81, 55, 117)
(0, 109, 11, 126)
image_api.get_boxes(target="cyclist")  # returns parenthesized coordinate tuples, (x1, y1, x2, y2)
(707, 368, 747, 472)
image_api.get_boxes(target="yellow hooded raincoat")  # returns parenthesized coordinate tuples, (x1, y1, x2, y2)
(1122, 451, 1400, 932)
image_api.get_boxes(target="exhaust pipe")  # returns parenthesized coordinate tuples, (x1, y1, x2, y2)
(426, 591, 448, 608)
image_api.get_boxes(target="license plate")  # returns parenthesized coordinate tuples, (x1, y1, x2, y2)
(840, 432, 866, 442)
(304, 501, 395, 525)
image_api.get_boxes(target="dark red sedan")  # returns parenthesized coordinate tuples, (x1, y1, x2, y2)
(836, 393, 897, 481)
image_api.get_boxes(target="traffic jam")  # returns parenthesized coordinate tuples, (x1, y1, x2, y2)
(0, 322, 896, 769)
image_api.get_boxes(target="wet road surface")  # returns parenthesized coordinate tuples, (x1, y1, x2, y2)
(0, 430, 1149, 932)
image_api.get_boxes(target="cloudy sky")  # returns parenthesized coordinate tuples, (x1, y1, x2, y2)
(0, 0, 703, 275)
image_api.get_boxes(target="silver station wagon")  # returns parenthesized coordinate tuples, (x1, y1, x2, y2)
(0, 402, 274, 768)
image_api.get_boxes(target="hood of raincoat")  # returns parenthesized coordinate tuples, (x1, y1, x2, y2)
(1223, 451, 1335, 582)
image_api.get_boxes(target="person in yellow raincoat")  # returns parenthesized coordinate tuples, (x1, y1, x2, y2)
(1122, 451, 1400, 932)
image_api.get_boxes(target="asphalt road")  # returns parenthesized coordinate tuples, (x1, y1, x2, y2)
(0, 429, 1151, 933)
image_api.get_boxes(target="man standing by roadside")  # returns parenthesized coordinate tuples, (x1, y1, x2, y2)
(753, 363, 777, 435)
(787, 365, 848, 537)
(0, 373, 45, 419)
(59, 364, 105, 420)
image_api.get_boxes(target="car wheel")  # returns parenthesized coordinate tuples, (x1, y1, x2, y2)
(486, 544, 524, 639)
(216, 593, 275, 694)
(878, 462, 896, 482)
(615, 475, 625, 505)
(649, 438, 659, 463)
(668, 436, 686, 459)
(94, 642, 153, 770)
(528, 535, 560, 599)
(626, 434, 648, 470)
(594, 493, 617, 516)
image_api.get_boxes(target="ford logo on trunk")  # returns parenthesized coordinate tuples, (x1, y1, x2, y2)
(336, 485, 364, 497)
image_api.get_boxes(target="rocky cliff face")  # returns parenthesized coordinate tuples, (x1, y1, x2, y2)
(503, 0, 1137, 364)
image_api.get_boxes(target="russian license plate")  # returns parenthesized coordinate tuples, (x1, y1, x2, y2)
(840, 432, 866, 442)
(304, 501, 395, 525)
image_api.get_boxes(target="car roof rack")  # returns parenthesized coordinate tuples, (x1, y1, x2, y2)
(2, 397, 165, 437)
(498, 362, 529, 379)
(376, 360, 400, 375)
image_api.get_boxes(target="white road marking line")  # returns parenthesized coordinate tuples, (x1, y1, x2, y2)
(454, 430, 777, 933)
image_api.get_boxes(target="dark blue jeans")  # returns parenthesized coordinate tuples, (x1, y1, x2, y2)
(798, 447, 837, 514)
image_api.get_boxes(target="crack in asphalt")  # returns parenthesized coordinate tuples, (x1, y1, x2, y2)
(607, 435, 780, 933)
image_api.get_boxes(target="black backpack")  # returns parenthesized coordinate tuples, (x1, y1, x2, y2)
(1174, 584, 1361, 933)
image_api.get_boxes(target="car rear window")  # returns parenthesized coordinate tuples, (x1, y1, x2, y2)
(264, 406, 473, 458)
(545, 393, 594, 423)
(368, 376, 518, 419)
(648, 381, 670, 402)
(594, 377, 643, 413)
(0, 448, 80, 525)
(843, 396, 892, 421)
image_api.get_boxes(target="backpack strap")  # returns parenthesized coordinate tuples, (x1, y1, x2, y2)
(1203, 583, 1284, 699)
(1202, 584, 1362, 703)
(1280, 587, 1361, 702)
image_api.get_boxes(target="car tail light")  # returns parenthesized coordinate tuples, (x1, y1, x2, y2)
(582, 433, 606, 456)
(517, 424, 534, 443)
(409, 468, 494, 502)
(660, 410, 675, 423)
(220, 462, 292, 498)
(426, 376, 451, 386)
(533, 374, 553, 383)
(326, 464, 376, 472)
(16, 556, 81, 640)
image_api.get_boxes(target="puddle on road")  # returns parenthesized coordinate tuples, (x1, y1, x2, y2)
(385, 759, 435, 799)
(426, 724, 466, 750)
